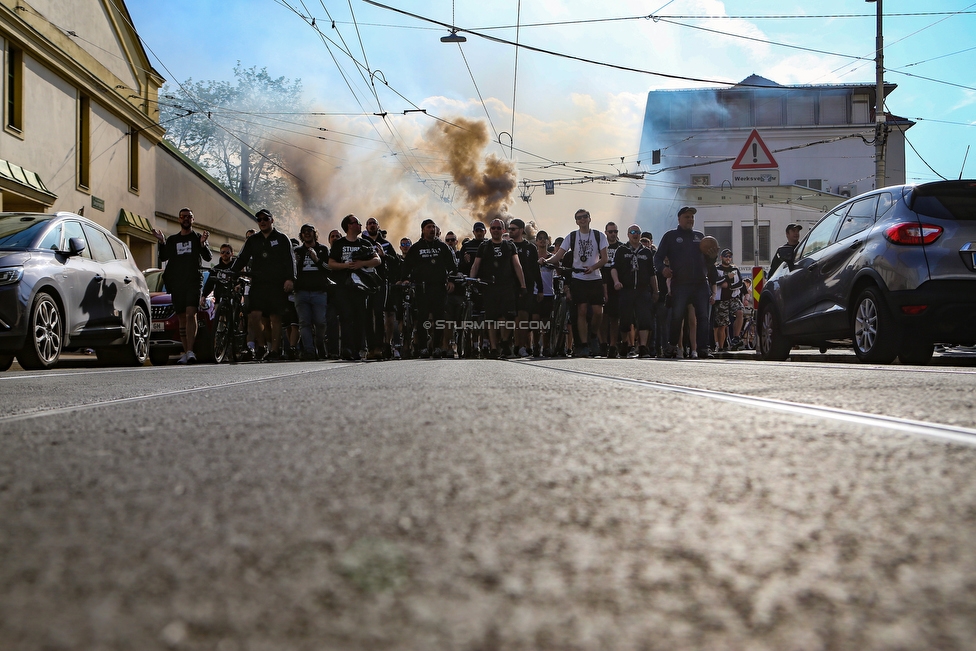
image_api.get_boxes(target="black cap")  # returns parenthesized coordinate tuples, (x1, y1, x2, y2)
(786, 223, 803, 231)
(677, 206, 697, 217)
(509, 218, 525, 229)
(421, 218, 435, 229)
(721, 248, 733, 256)
(300, 223, 316, 231)
(473, 221, 486, 231)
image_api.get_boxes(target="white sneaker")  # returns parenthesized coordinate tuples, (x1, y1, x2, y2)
(690, 350, 699, 359)
(176, 353, 188, 365)
(518, 346, 529, 357)
(186, 351, 198, 364)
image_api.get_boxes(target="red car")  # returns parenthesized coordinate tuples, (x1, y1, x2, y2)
(144, 268, 218, 365)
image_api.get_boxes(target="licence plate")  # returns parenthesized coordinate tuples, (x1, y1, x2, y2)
(151, 321, 164, 332)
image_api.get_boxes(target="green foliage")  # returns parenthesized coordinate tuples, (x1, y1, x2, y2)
(160, 63, 307, 217)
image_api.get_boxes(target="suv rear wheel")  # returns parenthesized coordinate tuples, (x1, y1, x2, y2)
(852, 286, 899, 364)
(757, 302, 791, 361)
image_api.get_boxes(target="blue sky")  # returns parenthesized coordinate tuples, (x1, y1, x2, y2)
(124, 0, 975, 236)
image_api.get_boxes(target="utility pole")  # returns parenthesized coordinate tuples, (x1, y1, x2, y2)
(868, 0, 886, 189)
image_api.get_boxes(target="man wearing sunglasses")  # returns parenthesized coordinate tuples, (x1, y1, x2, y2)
(470, 218, 527, 358)
(232, 209, 296, 361)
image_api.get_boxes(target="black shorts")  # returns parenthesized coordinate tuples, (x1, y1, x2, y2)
(415, 288, 448, 322)
(283, 297, 299, 326)
(170, 282, 202, 313)
(533, 295, 553, 320)
(516, 291, 536, 315)
(249, 283, 288, 317)
(604, 282, 620, 317)
(618, 288, 654, 330)
(445, 293, 464, 321)
(570, 279, 605, 307)
(483, 284, 517, 321)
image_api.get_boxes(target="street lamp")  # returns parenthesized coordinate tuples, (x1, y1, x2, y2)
(440, 29, 466, 43)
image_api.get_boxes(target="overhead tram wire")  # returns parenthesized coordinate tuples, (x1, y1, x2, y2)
(360, 0, 838, 90)
(509, 0, 522, 160)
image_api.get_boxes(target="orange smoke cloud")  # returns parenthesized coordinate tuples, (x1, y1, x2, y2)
(425, 117, 517, 222)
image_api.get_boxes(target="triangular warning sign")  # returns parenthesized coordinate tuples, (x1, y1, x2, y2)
(732, 130, 778, 170)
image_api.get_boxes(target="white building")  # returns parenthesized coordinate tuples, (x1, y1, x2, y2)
(0, 0, 256, 270)
(637, 75, 913, 267)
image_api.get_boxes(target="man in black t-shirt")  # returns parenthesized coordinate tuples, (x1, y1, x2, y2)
(293, 224, 333, 360)
(458, 221, 487, 276)
(401, 218, 458, 357)
(612, 224, 659, 358)
(601, 222, 625, 357)
(232, 209, 296, 361)
(508, 218, 542, 357)
(328, 214, 381, 360)
(363, 217, 399, 358)
(153, 207, 212, 364)
(770, 223, 803, 276)
(471, 218, 527, 358)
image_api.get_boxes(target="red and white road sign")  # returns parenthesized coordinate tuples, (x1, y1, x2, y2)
(732, 130, 778, 170)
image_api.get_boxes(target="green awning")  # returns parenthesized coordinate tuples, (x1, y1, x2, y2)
(0, 158, 57, 207)
(117, 209, 156, 241)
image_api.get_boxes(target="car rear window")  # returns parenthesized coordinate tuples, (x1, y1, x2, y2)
(912, 184, 976, 220)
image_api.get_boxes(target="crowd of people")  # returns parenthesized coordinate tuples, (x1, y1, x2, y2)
(155, 204, 797, 363)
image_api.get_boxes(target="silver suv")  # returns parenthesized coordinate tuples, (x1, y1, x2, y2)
(757, 180, 976, 365)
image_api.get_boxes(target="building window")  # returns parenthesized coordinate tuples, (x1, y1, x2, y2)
(78, 94, 90, 190)
(755, 94, 783, 127)
(852, 94, 870, 123)
(5, 43, 23, 133)
(794, 179, 824, 191)
(704, 223, 733, 254)
(129, 127, 139, 193)
(741, 224, 771, 264)
(820, 91, 848, 125)
(787, 92, 817, 126)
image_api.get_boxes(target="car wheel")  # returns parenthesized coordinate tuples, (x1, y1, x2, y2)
(122, 304, 150, 366)
(898, 337, 934, 366)
(852, 286, 899, 364)
(149, 348, 171, 366)
(757, 302, 791, 361)
(18, 292, 63, 370)
(0, 354, 13, 372)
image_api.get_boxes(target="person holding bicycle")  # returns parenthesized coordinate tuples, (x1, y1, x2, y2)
(328, 214, 381, 361)
(470, 218, 527, 358)
(293, 224, 333, 360)
(544, 208, 608, 358)
(202, 243, 235, 304)
(612, 224, 659, 358)
(400, 218, 457, 358)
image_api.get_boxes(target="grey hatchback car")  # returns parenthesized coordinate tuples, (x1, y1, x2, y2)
(758, 180, 976, 365)
(0, 212, 151, 370)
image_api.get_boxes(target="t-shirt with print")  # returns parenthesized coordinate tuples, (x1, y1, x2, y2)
(475, 239, 518, 286)
(559, 229, 605, 281)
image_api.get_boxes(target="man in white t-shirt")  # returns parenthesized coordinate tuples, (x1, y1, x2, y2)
(543, 208, 609, 357)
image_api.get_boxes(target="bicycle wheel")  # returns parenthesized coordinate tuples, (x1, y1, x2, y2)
(457, 302, 473, 358)
(550, 297, 567, 356)
(212, 303, 232, 364)
(229, 306, 248, 362)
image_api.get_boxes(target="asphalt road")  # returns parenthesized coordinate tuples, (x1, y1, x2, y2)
(2, 357, 976, 650)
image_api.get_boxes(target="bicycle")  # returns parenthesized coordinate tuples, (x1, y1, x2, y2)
(543, 263, 573, 357)
(210, 269, 250, 363)
(449, 274, 487, 358)
(397, 282, 418, 358)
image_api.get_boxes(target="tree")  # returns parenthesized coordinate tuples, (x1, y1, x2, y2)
(160, 63, 307, 217)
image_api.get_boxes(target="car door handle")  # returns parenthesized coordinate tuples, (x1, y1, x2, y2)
(807, 262, 818, 272)
(849, 240, 862, 250)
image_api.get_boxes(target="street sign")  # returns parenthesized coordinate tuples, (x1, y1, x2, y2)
(732, 130, 778, 170)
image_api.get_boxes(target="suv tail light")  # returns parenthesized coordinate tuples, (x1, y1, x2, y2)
(884, 223, 943, 245)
